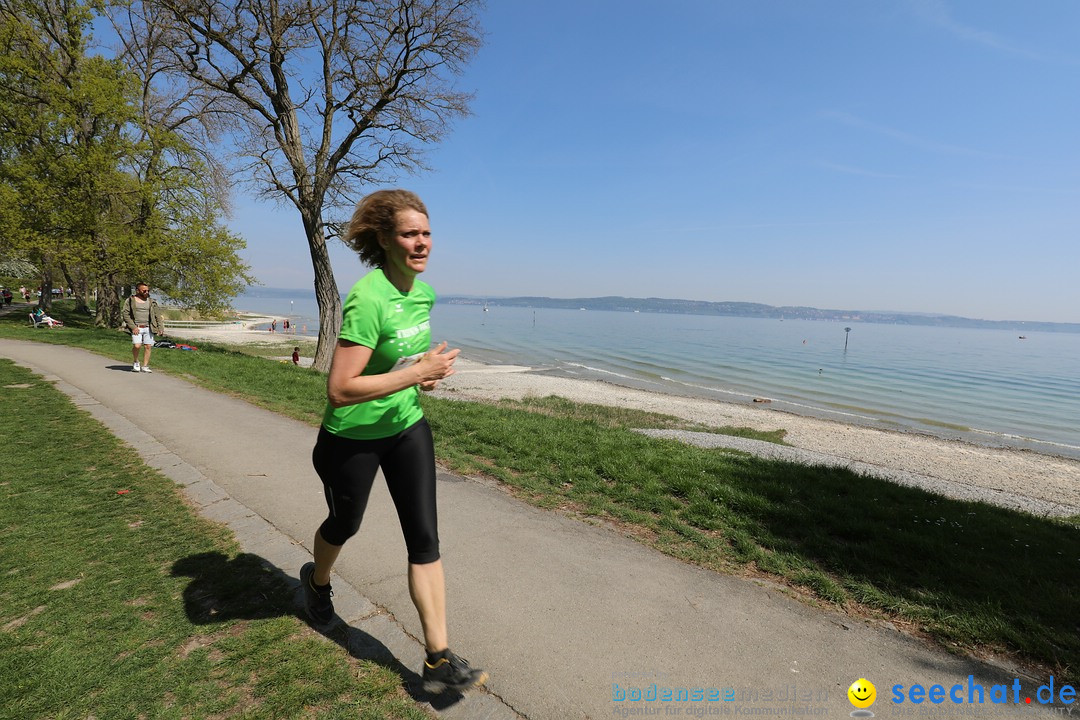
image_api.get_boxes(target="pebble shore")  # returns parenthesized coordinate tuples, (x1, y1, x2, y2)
(433, 359, 1080, 518)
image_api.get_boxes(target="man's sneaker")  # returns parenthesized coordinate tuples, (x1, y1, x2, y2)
(141, 366, 152, 373)
(422, 650, 488, 694)
(299, 562, 334, 625)
(132, 362, 141, 372)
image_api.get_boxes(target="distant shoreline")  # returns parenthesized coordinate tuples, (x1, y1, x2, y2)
(441, 296, 1080, 334)
(234, 287, 1080, 333)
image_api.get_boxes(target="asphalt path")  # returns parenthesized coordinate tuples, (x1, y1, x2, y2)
(2, 338, 1068, 719)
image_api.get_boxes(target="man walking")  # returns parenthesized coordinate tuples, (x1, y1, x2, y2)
(122, 283, 164, 373)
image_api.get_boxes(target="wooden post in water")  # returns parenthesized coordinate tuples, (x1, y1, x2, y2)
(844, 327, 852, 351)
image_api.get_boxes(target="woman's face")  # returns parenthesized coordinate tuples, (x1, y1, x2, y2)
(383, 208, 431, 280)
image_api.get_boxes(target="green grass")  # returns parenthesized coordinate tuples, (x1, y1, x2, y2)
(0, 357, 431, 719)
(2, 303, 1078, 684)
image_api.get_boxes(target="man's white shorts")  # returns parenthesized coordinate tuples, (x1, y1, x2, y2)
(131, 327, 154, 345)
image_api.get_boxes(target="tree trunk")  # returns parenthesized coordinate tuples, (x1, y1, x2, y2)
(60, 261, 91, 314)
(94, 274, 122, 329)
(79, 276, 92, 312)
(39, 269, 53, 311)
(304, 214, 342, 373)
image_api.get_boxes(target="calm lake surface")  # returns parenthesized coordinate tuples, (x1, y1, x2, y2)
(238, 289, 1080, 460)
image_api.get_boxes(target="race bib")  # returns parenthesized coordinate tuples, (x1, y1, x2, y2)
(391, 351, 425, 371)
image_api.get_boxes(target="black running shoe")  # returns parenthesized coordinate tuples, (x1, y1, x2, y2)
(422, 650, 489, 694)
(299, 561, 334, 625)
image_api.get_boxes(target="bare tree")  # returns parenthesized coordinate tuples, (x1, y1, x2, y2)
(107, 0, 230, 201)
(142, 0, 483, 370)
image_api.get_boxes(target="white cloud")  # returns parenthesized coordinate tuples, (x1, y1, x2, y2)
(820, 110, 996, 158)
(907, 0, 1075, 63)
(818, 162, 908, 180)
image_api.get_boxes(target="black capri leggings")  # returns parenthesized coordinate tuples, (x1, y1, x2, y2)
(311, 418, 439, 564)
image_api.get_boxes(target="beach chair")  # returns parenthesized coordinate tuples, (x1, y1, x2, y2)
(29, 312, 61, 328)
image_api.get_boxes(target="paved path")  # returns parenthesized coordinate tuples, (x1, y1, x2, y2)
(1, 339, 1067, 719)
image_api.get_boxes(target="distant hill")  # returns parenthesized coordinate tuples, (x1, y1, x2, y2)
(442, 295, 1080, 334)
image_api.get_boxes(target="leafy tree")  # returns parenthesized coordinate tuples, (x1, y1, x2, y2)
(0, 0, 121, 311)
(0, 0, 253, 325)
(103, 0, 254, 319)
(139, 0, 483, 370)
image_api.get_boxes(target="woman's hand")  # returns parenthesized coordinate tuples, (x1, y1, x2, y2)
(411, 341, 460, 384)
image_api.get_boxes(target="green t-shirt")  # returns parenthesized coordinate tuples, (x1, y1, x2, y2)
(321, 269, 435, 440)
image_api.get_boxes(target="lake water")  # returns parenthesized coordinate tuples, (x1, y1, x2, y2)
(237, 288, 1080, 460)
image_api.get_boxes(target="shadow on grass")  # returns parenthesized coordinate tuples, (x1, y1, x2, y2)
(171, 552, 294, 623)
(170, 551, 471, 710)
(707, 454, 1080, 679)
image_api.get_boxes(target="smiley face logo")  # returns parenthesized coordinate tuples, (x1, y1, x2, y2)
(847, 678, 876, 709)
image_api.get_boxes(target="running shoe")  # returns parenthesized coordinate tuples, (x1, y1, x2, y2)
(422, 650, 488, 694)
(132, 362, 140, 372)
(299, 561, 334, 625)
(141, 366, 152, 373)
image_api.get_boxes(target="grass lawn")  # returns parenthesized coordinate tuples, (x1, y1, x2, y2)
(2, 302, 1078, 686)
(0, 355, 431, 718)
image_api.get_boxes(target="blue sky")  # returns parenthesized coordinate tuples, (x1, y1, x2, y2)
(228, 1, 1080, 323)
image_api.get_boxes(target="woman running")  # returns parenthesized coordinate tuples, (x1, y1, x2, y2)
(301, 189, 487, 694)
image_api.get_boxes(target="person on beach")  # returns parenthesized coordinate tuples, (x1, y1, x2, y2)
(292, 347, 300, 365)
(300, 189, 486, 694)
(121, 283, 163, 372)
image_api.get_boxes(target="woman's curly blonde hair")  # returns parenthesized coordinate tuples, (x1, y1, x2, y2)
(343, 189, 429, 268)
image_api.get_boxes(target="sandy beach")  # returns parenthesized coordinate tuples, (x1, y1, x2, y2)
(164, 319, 1080, 517)
(164, 315, 303, 345)
(164, 315, 317, 367)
